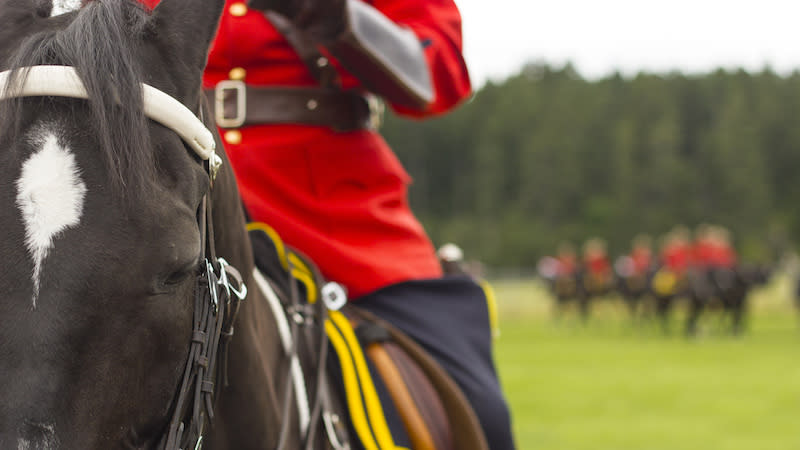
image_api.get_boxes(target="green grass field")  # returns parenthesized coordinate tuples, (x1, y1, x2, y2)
(491, 276, 800, 450)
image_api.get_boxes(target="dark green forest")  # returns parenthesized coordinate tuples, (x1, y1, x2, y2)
(382, 62, 800, 268)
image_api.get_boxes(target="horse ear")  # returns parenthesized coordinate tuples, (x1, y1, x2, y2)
(150, 0, 226, 75)
(0, 0, 50, 68)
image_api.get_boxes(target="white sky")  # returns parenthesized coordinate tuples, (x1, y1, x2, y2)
(457, 0, 800, 86)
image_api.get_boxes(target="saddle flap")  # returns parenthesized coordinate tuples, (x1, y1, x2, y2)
(344, 306, 489, 450)
(371, 340, 454, 450)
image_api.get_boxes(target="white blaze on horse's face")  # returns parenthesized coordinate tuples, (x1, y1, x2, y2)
(50, 0, 82, 17)
(16, 131, 87, 308)
(17, 423, 58, 450)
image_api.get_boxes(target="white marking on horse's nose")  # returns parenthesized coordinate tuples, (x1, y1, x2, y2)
(17, 422, 57, 449)
(16, 132, 87, 308)
(50, 0, 82, 17)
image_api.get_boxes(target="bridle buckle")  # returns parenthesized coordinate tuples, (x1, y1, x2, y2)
(214, 80, 246, 128)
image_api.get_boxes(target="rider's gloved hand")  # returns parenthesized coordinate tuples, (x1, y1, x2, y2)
(247, 0, 347, 44)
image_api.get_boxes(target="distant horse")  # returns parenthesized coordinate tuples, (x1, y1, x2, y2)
(540, 267, 616, 322)
(685, 264, 770, 336)
(613, 256, 654, 320)
(538, 257, 587, 320)
(646, 266, 687, 333)
(0, 1, 484, 449)
(573, 266, 618, 322)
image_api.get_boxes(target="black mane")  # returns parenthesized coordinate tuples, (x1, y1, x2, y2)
(0, 0, 156, 193)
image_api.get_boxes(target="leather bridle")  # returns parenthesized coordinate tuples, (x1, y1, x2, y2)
(158, 193, 247, 450)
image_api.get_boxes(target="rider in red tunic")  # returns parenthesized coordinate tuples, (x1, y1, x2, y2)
(220, 0, 468, 300)
(691, 225, 716, 270)
(661, 228, 692, 275)
(629, 235, 653, 276)
(582, 238, 612, 294)
(139, 0, 514, 447)
(556, 242, 578, 277)
(141, 0, 470, 301)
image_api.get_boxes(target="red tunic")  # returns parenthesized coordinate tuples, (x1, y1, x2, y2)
(692, 239, 716, 268)
(585, 253, 611, 276)
(662, 242, 691, 274)
(710, 242, 737, 268)
(629, 247, 652, 275)
(556, 254, 577, 277)
(145, 0, 472, 299)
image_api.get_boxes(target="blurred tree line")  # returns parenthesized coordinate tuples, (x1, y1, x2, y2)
(382, 62, 800, 268)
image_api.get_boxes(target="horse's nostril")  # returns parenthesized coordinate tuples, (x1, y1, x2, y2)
(19, 421, 58, 449)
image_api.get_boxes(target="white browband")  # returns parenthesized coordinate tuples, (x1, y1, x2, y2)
(0, 65, 216, 160)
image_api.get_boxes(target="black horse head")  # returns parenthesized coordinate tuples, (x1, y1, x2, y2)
(0, 0, 254, 447)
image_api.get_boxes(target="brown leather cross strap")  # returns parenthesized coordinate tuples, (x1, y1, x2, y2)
(203, 85, 382, 131)
(346, 306, 490, 450)
(366, 341, 454, 450)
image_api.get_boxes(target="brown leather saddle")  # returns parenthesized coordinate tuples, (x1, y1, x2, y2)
(248, 222, 488, 450)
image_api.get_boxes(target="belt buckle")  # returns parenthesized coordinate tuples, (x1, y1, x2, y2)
(365, 94, 384, 130)
(214, 80, 246, 128)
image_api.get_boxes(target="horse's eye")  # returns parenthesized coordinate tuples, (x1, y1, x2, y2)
(163, 268, 195, 287)
(152, 260, 200, 294)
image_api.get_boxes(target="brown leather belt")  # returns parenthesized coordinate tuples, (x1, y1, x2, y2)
(204, 82, 384, 132)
